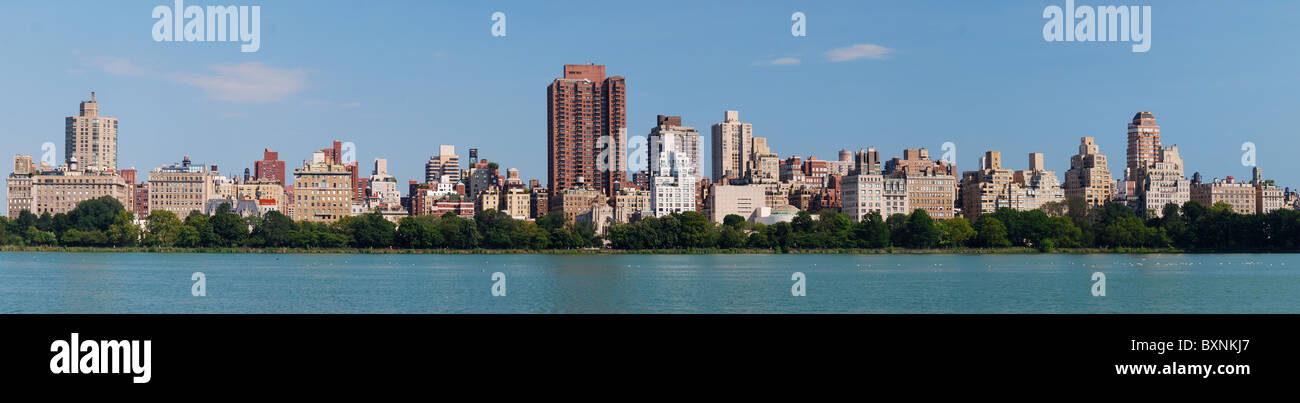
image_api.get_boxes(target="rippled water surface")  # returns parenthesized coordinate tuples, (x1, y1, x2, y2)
(1, 252, 1297, 313)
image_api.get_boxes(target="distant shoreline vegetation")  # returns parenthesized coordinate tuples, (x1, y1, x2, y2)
(2, 196, 1299, 254)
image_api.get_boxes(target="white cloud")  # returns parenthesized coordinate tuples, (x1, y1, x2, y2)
(825, 44, 893, 62)
(763, 57, 802, 66)
(167, 62, 306, 103)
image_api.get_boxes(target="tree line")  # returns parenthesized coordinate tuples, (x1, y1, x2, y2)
(4, 195, 1300, 252)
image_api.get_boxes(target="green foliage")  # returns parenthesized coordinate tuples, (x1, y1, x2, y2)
(8, 192, 1300, 252)
(938, 218, 975, 248)
(973, 216, 1011, 247)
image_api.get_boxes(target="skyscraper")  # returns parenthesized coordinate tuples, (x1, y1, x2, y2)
(547, 64, 627, 197)
(65, 92, 118, 172)
(425, 145, 460, 184)
(1126, 111, 1161, 178)
(711, 110, 752, 183)
(1064, 137, 1114, 207)
(648, 115, 701, 179)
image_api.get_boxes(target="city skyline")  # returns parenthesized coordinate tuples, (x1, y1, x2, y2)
(2, 1, 1299, 202)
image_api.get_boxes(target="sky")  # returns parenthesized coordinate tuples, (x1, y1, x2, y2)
(2, 0, 1299, 202)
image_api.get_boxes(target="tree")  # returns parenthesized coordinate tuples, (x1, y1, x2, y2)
(67, 196, 125, 232)
(26, 227, 57, 246)
(974, 216, 1010, 247)
(176, 225, 201, 247)
(791, 211, 815, 233)
(677, 211, 711, 248)
(106, 210, 140, 246)
(902, 209, 939, 248)
(885, 213, 908, 245)
(938, 218, 975, 248)
(342, 212, 396, 248)
(145, 210, 184, 246)
(723, 214, 746, 230)
(717, 226, 746, 249)
(1066, 196, 1086, 224)
(250, 211, 296, 247)
(211, 211, 248, 246)
(1047, 216, 1082, 247)
(185, 212, 219, 247)
(852, 212, 890, 248)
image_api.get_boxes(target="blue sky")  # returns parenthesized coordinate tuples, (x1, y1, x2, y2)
(2, 0, 1298, 199)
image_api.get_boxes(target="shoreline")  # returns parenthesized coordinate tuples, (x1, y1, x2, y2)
(0, 245, 1228, 255)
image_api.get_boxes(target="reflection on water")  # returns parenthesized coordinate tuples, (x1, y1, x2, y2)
(0, 252, 1297, 313)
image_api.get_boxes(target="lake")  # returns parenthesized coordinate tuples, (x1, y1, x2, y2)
(0, 252, 1296, 313)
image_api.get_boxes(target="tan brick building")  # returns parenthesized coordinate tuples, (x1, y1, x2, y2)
(292, 152, 354, 222)
(148, 156, 215, 217)
(1064, 137, 1114, 208)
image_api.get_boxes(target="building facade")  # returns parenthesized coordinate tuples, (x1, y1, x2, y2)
(1133, 145, 1189, 217)
(1064, 137, 1114, 208)
(708, 183, 766, 223)
(711, 110, 753, 183)
(1192, 176, 1256, 215)
(254, 149, 286, 184)
(292, 152, 354, 222)
(424, 145, 460, 185)
(1126, 111, 1162, 178)
(65, 92, 119, 172)
(147, 156, 215, 217)
(547, 64, 627, 196)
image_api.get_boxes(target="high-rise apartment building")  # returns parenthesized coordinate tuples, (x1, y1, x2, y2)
(369, 158, 400, 206)
(1133, 145, 1189, 217)
(425, 145, 460, 184)
(711, 110, 752, 183)
(648, 115, 701, 179)
(254, 149, 286, 184)
(1064, 137, 1114, 208)
(649, 133, 698, 217)
(65, 92, 119, 172)
(1126, 111, 1161, 178)
(547, 64, 627, 196)
(960, 151, 1025, 219)
(747, 137, 780, 184)
(1012, 153, 1065, 212)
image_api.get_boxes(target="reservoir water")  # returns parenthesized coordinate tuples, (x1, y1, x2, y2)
(1, 252, 1296, 313)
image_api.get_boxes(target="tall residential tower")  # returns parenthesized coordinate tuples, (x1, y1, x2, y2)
(1126, 111, 1161, 179)
(546, 64, 627, 197)
(65, 92, 119, 172)
(711, 110, 752, 183)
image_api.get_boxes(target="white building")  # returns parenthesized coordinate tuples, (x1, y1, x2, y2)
(650, 133, 697, 217)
